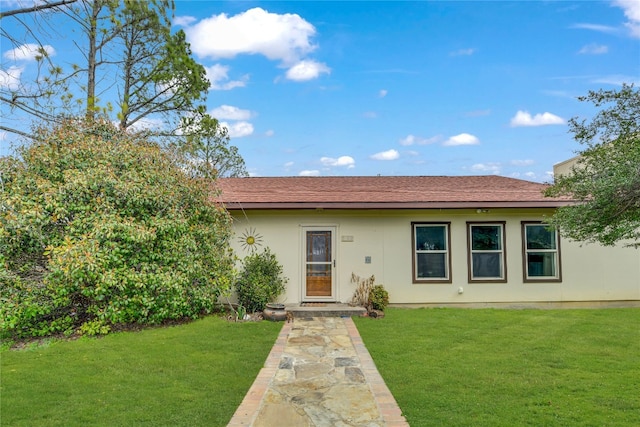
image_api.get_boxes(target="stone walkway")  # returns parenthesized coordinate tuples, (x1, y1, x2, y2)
(227, 317, 409, 426)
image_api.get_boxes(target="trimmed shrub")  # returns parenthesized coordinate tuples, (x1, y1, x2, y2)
(235, 248, 287, 313)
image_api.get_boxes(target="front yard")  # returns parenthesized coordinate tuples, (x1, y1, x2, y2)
(354, 308, 640, 426)
(1, 316, 281, 426)
(2, 308, 638, 426)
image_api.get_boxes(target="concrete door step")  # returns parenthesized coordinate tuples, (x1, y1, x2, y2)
(285, 303, 366, 318)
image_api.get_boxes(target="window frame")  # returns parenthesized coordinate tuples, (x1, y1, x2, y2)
(521, 222, 562, 283)
(411, 222, 452, 284)
(467, 221, 507, 283)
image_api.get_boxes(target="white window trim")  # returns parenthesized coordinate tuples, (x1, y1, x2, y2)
(467, 222, 507, 283)
(522, 222, 562, 282)
(412, 222, 452, 283)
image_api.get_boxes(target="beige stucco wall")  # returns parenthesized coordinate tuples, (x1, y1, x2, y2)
(229, 208, 640, 305)
(553, 155, 581, 178)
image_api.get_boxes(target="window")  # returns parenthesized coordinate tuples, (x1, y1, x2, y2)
(467, 222, 506, 282)
(412, 223, 451, 283)
(522, 222, 561, 282)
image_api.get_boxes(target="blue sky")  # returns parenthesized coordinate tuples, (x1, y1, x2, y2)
(2, 1, 639, 181)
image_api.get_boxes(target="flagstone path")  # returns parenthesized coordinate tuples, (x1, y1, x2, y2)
(227, 317, 409, 426)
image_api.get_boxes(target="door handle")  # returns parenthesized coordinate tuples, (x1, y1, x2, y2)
(333, 259, 336, 267)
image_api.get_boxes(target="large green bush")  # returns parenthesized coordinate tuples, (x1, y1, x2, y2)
(235, 248, 287, 313)
(0, 119, 235, 338)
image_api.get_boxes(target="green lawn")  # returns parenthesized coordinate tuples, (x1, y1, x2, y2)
(355, 308, 640, 427)
(3, 308, 639, 427)
(1, 316, 282, 427)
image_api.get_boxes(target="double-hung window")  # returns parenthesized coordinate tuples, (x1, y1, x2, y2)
(412, 222, 451, 283)
(468, 222, 506, 282)
(522, 222, 561, 282)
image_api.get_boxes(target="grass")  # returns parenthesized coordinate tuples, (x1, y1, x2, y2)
(1, 316, 282, 427)
(354, 308, 640, 427)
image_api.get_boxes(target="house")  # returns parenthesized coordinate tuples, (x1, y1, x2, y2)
(553, 155, 581, 178)
(217, 176, 640, 308)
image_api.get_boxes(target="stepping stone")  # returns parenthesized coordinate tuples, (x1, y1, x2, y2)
(334, 357, 358, 367)
(344, 367, 366, 383)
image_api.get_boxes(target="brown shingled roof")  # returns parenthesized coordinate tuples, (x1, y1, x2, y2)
(216, 176, 571, 210)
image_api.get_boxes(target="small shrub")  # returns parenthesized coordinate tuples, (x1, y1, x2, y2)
(235, 248, 287, 313)
(369, 284, 389, 311)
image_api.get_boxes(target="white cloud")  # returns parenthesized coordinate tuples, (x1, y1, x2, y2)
(450, 48, 476, 56)
(207, 106, 254, 139)
(126, 117, 165, 132)
(299, 170, 320, 176)
(512, 171, 540, 181)
(379, 89, 388, 98)
(265, 129, 275, 137)
(614, 0, 640, 38)
(0, 65, 23, 90)
(443, 133, 480, 146)
(570, 23, 619, 35)
(174, 15, 197, 27)
(511, 159, 535, 166)
(470, 163, 501, 174)
(220, 121, 254, 138)
(3, 43, 55, 61)
(285, 60, 330, 81)
(363, 111, 378, 119)
(370, 149, 399, 160)
(399, 135, 417, 146)
(284, 161, 294, 168)
(320, 155, 355, 168)
(399, 134, 440, 146)
(185, 8, 317, 64)
(510, 111, 565, 127)
(578, 43, 608, 54)
(209, 105, 252, 121)
(205, 64, 248, 90)
(615, 0, 640, 21)
(185, 8, 329, 82)
(592, 74, 640, 85)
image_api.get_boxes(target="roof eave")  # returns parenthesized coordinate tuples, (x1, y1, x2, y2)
(222, 200, 574, 210)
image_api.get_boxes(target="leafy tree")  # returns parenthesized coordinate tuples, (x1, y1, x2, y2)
(1, 1, 243, 192)
(1, 0, 119, 131)
(114, 2, 209, 131)
(0, 2, 74, 137)
(0, 120, 236, 338)
(179, 113, 248, 178)
(1, 0, 209, 136)
(545, 84, 640, 247)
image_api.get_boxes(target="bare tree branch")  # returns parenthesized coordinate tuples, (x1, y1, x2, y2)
(0, 0, 78, 19)
(0, 124, 35, 140)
